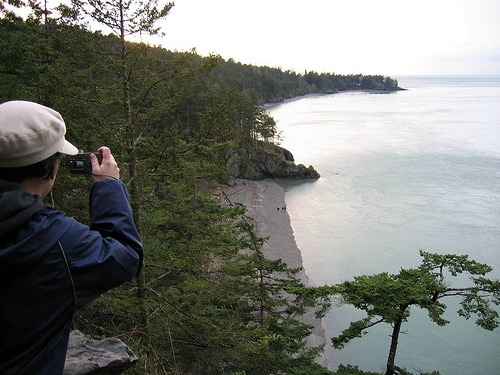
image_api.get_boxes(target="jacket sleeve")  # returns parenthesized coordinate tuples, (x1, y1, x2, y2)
(89, 179, 143, 270)
(60, 179, 143, 307)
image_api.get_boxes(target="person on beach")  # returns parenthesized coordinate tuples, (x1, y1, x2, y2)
(0, 100, 143, 375)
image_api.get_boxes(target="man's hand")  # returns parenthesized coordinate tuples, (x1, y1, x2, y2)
(90, 146, 120, 182)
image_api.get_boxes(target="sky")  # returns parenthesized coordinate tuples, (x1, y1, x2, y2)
(145, 0, 500, 76)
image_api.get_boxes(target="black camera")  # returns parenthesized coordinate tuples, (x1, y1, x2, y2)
(68, 152, 102, 174)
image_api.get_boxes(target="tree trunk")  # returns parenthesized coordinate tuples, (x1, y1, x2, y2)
(385, 309, 406, 375)
(259, 266, 265, 326)
(117, 0, 146, 317)
(118, 0, 145, 301)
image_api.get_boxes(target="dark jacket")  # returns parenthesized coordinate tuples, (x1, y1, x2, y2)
(0, 179, 143, 375)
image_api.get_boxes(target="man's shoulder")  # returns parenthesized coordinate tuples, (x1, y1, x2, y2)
(33, 208, 82, 239)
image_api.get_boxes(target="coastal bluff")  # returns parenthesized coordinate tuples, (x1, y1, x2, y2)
(226, 142, 320, 180)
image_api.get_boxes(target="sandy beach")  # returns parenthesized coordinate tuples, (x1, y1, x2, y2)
(222, 179, 308, 279)
(221, 179, 327, 358)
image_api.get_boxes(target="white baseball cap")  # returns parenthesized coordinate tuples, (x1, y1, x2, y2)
(0, 100, 78, 167)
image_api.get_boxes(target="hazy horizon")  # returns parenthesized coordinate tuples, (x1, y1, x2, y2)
(11, 0, 500, 77)
(156, 0, 500, 77)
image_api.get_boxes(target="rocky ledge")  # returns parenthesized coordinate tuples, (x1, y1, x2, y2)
(64, 330, 138, 374)
(227, 142, 320, 180)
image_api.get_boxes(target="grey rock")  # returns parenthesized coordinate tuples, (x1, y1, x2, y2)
(226, 143, 320, 180)
(64, 330, 138, 375)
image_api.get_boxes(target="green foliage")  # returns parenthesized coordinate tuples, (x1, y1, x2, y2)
(333, 364, 380, 375)
(327, 364, 441, 375)
(328, 250, 499, 374)
(69, 0, 174, 37)
(0, 7, 403, 374)
(210, 61, 401, 105)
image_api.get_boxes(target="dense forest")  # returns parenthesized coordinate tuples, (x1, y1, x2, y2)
(6, 2, 495, 375)
(0, 3, 391, 373)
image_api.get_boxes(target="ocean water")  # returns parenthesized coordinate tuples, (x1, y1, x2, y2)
(268, 76, 500, 375)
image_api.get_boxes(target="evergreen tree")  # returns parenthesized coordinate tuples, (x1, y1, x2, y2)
(329, 251, 499, 375)
(67, 0, 174, 301)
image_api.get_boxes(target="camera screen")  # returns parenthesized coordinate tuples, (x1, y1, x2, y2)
(68, 152, 102, 174)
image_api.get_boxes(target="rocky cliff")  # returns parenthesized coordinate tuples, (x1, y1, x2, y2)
(227, 142, 320, 180)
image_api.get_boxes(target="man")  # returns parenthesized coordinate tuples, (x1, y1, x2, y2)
(0, 100, 143, 374)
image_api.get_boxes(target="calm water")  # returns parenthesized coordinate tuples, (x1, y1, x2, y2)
(268, 76, 500, 374)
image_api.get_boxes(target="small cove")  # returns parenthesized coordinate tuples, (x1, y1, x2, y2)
(271, 76, 500, 374)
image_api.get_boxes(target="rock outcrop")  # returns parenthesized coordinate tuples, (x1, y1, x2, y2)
(227, 142, 320, 180)
(64, 330, 138, 375)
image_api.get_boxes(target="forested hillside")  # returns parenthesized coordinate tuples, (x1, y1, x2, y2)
(209, 60, 401, 104)
(0, 3, 398, 374)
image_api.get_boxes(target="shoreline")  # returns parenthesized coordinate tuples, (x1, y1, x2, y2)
(261, 93, 331, 110)
(221, 178, 327, 363)
(223, 179, 309, 280)
(261, 88, 405, 110)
